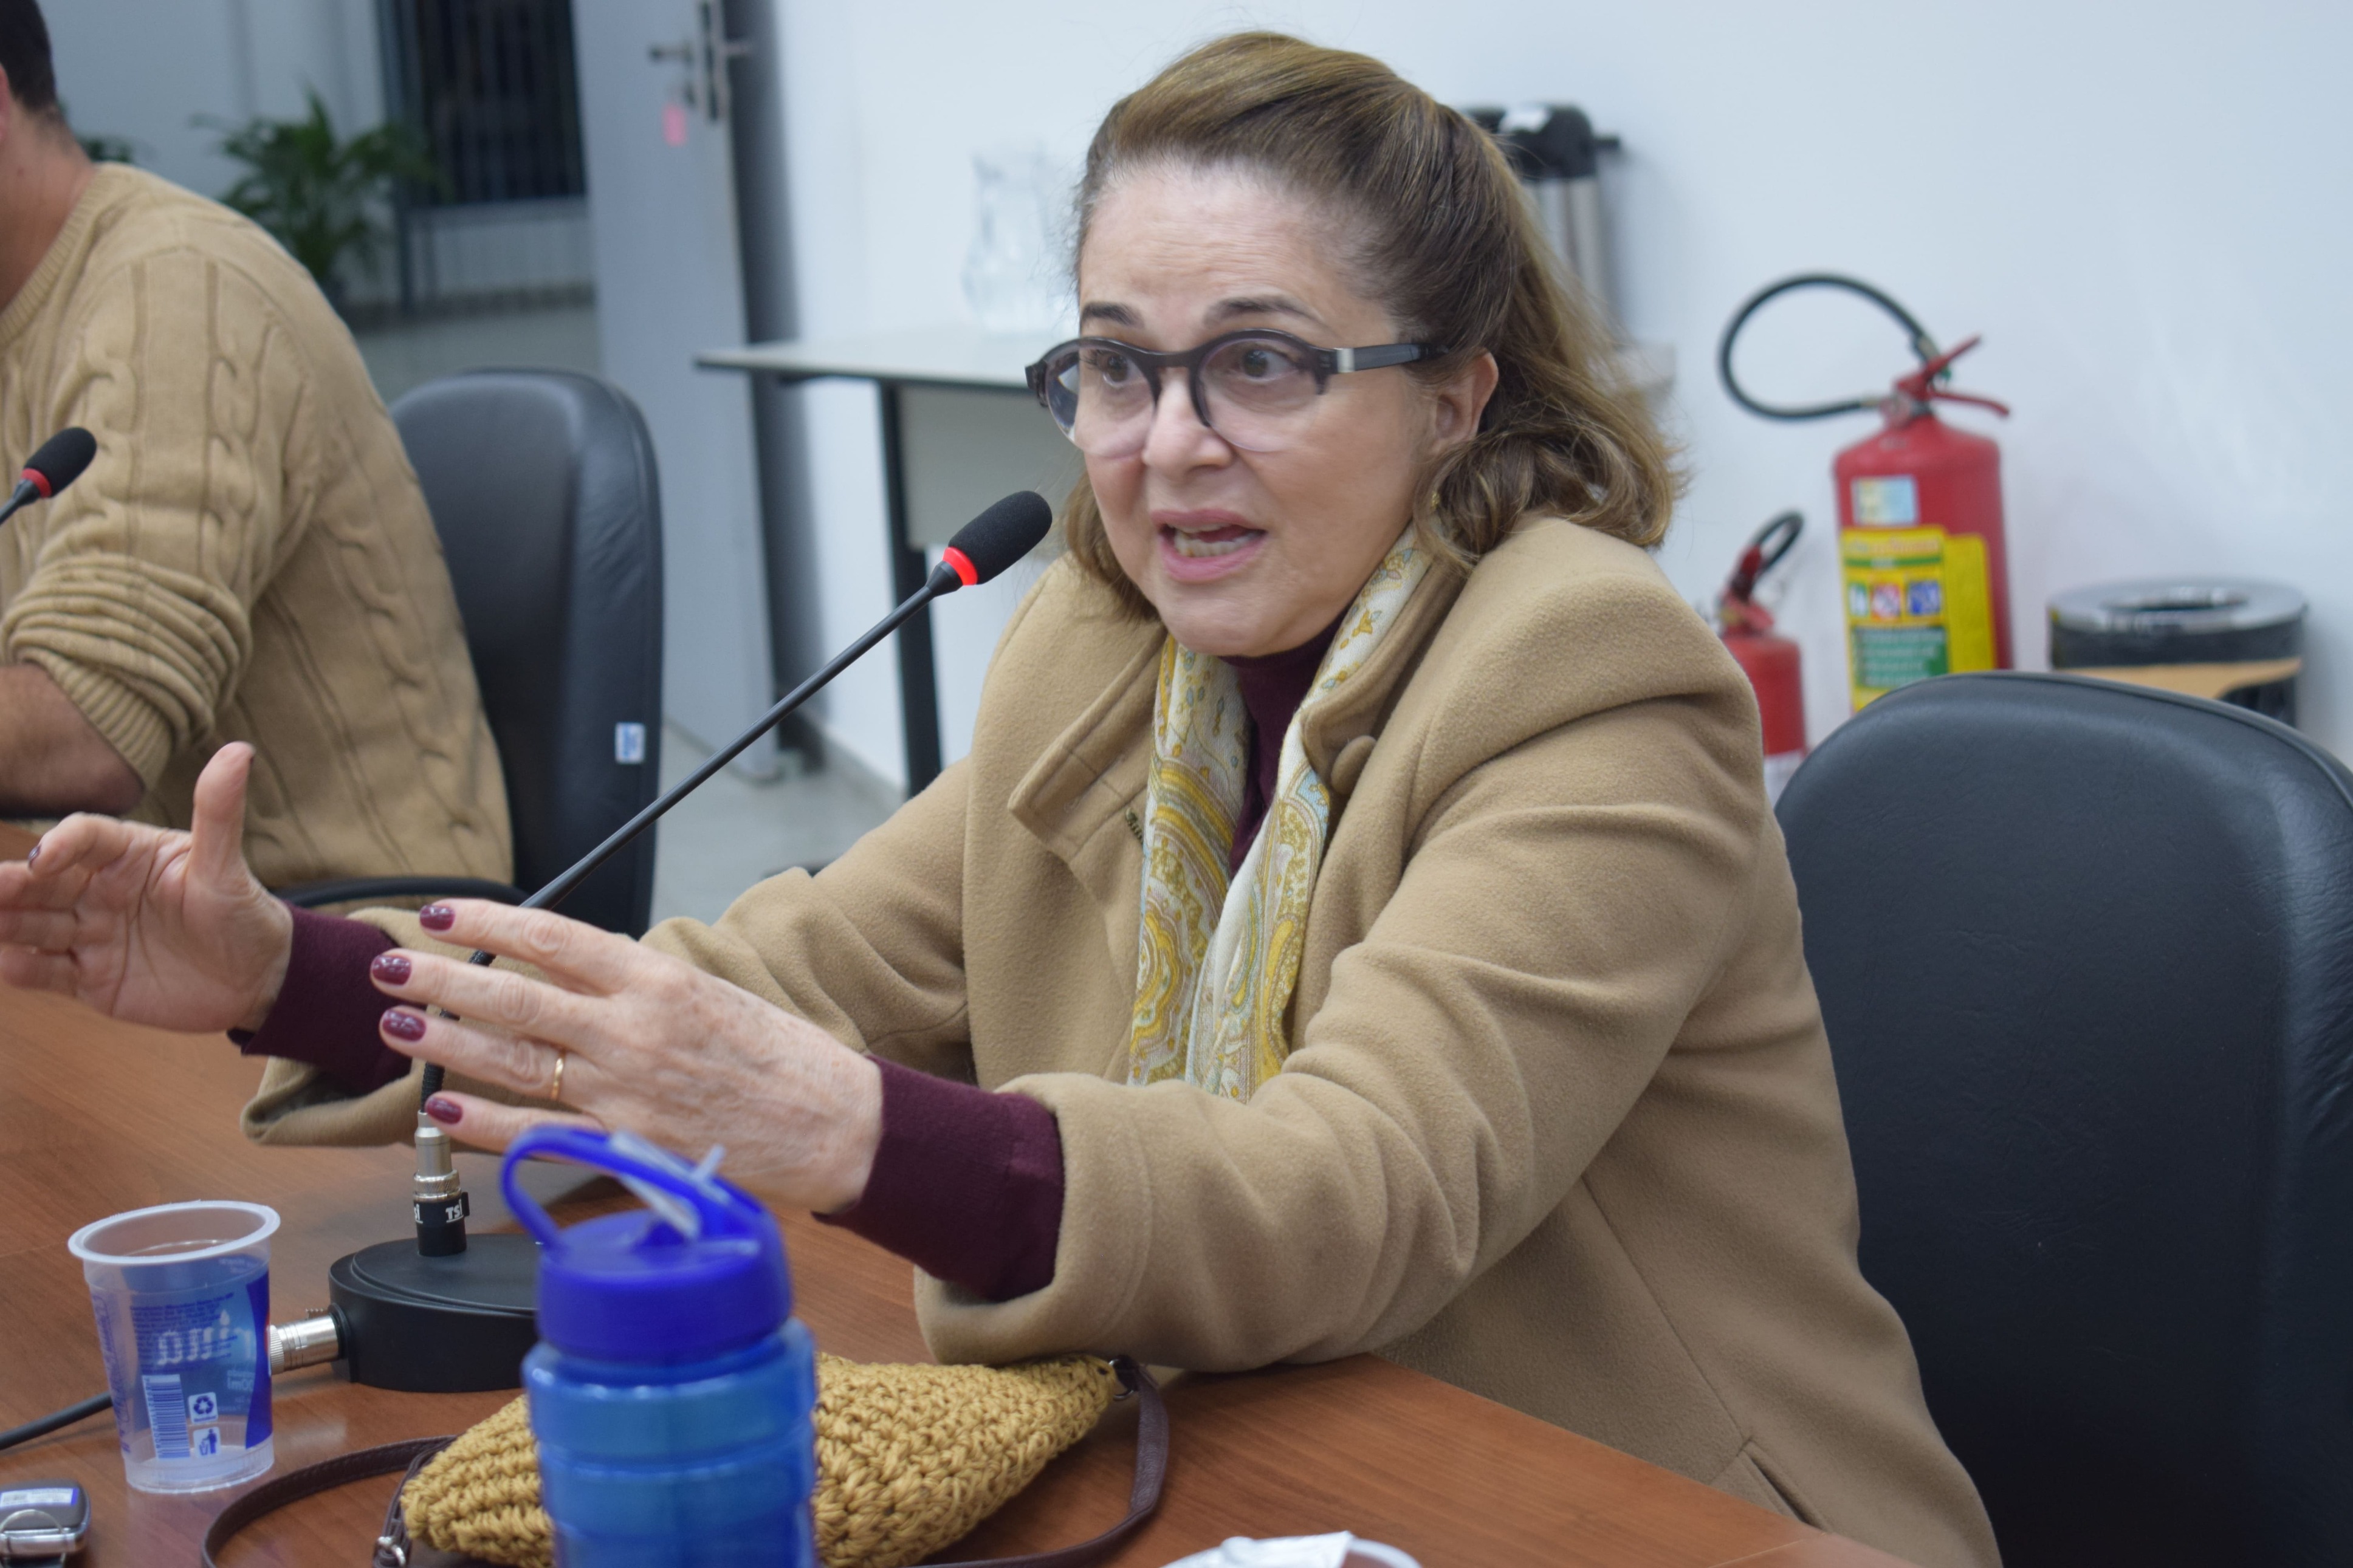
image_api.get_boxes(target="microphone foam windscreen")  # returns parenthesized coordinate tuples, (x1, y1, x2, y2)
(24, 428, 96, 496)
(944, 491, 1053, 585)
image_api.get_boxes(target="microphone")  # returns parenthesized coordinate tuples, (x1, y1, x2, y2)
(514, 488, 1051, 919)
(933, 490, 1049, 589)
(0, 428, 97, 527)
(417, 490, 1054, 1092)
(302, 491, 1052, 1385)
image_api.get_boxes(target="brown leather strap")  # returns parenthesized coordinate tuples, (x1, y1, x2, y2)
(928, 1357, 1168, 1568)
(199, 1358, 1166, 1567)
(200, 1436, 453, 1567)
(371, 1440, 458, 1567)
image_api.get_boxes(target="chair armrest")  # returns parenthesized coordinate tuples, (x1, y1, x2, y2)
(273, 876, 529, 910)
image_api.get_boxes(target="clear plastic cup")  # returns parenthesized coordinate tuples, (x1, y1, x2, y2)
(67, 1201, 280, 1493)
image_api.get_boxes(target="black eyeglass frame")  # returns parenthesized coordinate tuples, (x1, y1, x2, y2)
(1023, 329, 1451, 443)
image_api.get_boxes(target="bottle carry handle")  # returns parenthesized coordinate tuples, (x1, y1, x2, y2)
(500, 1125, 760, 1249)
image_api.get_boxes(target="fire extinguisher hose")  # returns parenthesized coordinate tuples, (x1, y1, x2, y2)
(1725, 510, 1804, 605)
(1717, 273, 1942, 421)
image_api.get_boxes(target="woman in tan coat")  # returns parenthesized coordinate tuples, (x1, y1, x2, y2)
(0, 33, 1997, 1568)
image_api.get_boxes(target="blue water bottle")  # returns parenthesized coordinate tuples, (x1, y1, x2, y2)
(502, 1127, 818, 1567)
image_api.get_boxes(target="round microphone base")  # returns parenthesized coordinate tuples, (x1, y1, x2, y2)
(327, 1234, 540, 1392)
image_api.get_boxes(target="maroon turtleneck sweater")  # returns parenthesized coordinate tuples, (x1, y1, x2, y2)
(235, 620, 1341, 1303)
(1222, 621, 1336, 871)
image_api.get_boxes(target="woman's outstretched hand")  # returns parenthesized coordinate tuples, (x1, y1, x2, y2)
(0, 743, 292, 1033)
(368, 899, 882, 1214)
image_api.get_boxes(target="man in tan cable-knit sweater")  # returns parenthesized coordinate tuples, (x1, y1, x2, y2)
(0, 4, 510, 889)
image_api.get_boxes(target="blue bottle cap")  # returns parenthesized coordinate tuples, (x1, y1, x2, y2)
(502, 1128, 792, 1364)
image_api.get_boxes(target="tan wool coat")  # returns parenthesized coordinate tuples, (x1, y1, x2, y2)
(251, 518, 1996, 1568)
(0, 165, 510, 887)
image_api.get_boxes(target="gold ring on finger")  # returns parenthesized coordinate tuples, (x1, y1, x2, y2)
(548, 1048, 568, 1104)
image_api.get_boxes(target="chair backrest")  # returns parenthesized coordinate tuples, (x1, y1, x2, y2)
(1779, 673, 2353, 1567)
(391, 371, 664, 936)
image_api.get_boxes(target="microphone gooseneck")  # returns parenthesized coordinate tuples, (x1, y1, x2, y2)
(0, 426, 97, 527)
(414, 490, 1054, 1107)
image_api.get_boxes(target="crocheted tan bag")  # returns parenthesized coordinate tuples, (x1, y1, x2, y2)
(196, 1354, 1166, 1568)
(396, 1354, 1135, 1568)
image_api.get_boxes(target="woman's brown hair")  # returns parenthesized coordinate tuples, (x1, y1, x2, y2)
(1061, 30, 1677, 614)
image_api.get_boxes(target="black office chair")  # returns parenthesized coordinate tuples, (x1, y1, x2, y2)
(278, 371, 665, 936)
(1778, 672, 2353, 1566)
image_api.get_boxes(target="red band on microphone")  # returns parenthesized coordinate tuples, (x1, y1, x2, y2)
(21, 467, 52, 499)
(942, 546, 979, 587)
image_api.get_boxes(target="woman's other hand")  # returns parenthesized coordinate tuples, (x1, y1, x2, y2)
(369, 900, 883, 1213)
(0, 742, 292, 1033)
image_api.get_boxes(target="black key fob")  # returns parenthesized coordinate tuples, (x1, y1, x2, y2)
(0, 1481, 88, 1563)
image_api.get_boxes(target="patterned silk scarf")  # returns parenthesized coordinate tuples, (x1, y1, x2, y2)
(1124, 529, 1432, 1099)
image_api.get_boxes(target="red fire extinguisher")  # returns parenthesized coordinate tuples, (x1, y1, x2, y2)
(1719, 275, 2011, 711)
(1717, 510, 1808, 800)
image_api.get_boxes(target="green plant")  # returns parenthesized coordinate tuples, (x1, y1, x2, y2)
(209, 89, 441, 300)
(77, 132, 136, 163)
(61, 99, 137, 163)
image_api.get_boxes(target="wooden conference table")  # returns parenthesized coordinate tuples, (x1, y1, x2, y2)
(0, 857, 1908, 1566)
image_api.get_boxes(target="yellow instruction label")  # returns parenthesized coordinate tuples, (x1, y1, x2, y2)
(1940, 532, 1994, 675)
(1841, 524, 1996, 709)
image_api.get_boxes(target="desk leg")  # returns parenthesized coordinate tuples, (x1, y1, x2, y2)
(879, 383, 944, 792)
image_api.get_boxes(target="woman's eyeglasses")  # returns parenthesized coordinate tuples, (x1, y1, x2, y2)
(1025, 330, 1447, 457)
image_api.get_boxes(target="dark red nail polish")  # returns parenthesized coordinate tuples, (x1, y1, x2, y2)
(418, 904, 455, 931)
(369, 953, 411, 985)
(424, 1095, 462, 1125)
(381, 1008, 427, 1042)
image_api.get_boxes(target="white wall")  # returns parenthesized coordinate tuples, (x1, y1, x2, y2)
(48, 2, 589, 307)
(49, 0, 383, 200)
(767, 0, 908, 784)
(767, 0, 2353, 769)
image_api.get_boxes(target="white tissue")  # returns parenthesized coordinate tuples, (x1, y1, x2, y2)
(1157, 1535, 1420, 1568)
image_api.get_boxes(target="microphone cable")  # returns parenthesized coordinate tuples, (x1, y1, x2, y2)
(0, 1391, 111, 1453)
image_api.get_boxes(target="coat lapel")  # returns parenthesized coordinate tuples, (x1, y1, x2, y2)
(1005, 546, 1466, 983)
(1299, 558, 1468, 792)
(1009, 630, 1161, 979)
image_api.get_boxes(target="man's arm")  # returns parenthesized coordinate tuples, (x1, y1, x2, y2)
(0, 662, 143, 816)
(2, 245, 304, 813)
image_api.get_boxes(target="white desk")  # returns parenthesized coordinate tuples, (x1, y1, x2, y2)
(699, 328, 1673, 787)
(699, 327, 1081, 789)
